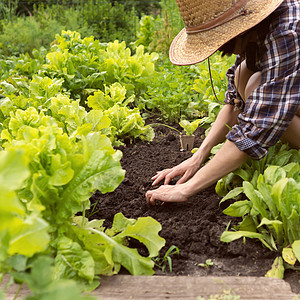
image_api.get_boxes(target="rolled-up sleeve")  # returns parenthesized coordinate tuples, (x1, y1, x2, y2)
(226, 1, 300, 159)
(224, 56, 244, 109)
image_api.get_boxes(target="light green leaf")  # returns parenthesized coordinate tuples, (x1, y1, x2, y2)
(9, 216, 49, 257)
(243, 181, 268, 218)
(257, 217, 282, 228)
(235, 215, 256, 232)
(106, 212, 136, 237)
(61, 144, 125, 217)
(219, 187, 243, 205)
(1, 81, 17, 94)
(221, 230, 265, 243)
(85, 110, 111, 131)
(0, 189, 25, 216)
(282, 247, 296, 265)
(234, 168, 251, 181)
(77, 226, 156, 276)
(87, 90, 109, 110)
(179, 119, 202, 136)
(31, 172, 60, 208)
(265, 257, 284, 279)
(223, 200, 252, 217)
(54, 237, 95, 283)
(257, 175, 278, 218)
(111, 240, 155, 275)
(0, 150, 30, 191)
(291, 240, 300, 262)
(264, 166, 286, 185)
(116, 215, 166, 257)
(9, 254, 28, 272)
(49, 155, 74, 186)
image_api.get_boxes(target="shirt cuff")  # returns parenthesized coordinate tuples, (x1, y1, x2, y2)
(226, 129, 268, 160)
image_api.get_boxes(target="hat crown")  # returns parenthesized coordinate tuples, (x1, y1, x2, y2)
(176, 0, 245, 30)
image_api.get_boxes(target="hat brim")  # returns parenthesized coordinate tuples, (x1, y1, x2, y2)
(169, 0, 284, 65)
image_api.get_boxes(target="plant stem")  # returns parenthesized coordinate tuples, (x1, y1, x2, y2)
(13, 283, 23, 300)
(149, 123, 181, 134)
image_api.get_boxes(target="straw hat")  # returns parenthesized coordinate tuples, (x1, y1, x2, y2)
(169, 0, 284, 65)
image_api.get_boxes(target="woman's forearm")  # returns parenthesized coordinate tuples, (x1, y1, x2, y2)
(192, 104, 241, 163)
(182, 140, 248, 197)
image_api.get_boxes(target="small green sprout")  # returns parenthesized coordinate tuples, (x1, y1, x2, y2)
(153, 245, 180, 273)
(198, 259, 214, 269)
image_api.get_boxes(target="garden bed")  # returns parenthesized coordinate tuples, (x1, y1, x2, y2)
(89, 125, 300, 294)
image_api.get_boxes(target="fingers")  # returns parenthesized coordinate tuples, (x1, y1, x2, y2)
(146, 190, 163, 206)
(146, 185, 171, 205)
(151, 168, 172, 186)
(145, 184, 189, 205)
(151, 168, 183, 186)
(176, 171, 191, 184)
(163, 168, 186, 185)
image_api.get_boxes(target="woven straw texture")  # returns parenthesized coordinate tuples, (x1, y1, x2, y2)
(170, 0, 284, 65)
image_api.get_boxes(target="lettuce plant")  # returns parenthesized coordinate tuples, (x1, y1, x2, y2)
(216, 143, 300, 197)
(220, 163, 300, 278)
(104, 104, 155, 146)
(43, 31, 158, 101)
(179, 119, 202, 136)
(0, 77, 164, 294)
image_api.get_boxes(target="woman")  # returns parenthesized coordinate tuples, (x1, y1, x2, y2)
(146, 0, 299, 205)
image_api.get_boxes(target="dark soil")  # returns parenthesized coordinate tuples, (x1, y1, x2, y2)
(89, 125, 300, 294)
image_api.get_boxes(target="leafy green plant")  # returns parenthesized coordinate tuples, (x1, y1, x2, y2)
(133, 15, 159, 53)
(104, 104, 155, 146)
(0, 17, 43, 56)
(5, 256, 97, 300)
(0, 0, 139, 56)
(43, 31, 158, 102)
(133, 0, 183, 55)
(153, 245, 179, 273)
(0, 68, 165, 296)
(179, 119, 202, 136)
(87, 82, 134, 111)
(75, 0, 139, 44)
(220, 163, 300, 278)
(0, 47, 46, 81)
(216, 143, 300, 197)
(139, 58, 203, 123)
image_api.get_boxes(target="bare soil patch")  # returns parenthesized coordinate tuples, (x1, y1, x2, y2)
(89, 125, 300, 294)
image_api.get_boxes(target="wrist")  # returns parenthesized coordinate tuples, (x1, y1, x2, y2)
(192, 145, 210, 167)
(181, 181, 197, 198)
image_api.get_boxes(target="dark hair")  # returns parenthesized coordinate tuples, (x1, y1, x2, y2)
(218, 12, 275, 57)
(218, 37, 237, 57)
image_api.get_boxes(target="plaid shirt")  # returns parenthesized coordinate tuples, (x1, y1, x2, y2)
(225, 0, 300, 159)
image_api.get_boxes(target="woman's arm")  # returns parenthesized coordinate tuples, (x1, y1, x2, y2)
(193, 104, 241, 162)
(151, 104, 241, 186)
(182, 139, 248, 197)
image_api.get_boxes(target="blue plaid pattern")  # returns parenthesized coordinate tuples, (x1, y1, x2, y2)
(225, 0, 300, 159)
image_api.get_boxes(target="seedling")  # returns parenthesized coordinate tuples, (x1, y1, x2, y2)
(153, 245, 180, 273)
(179, 119, 202, 136)
(198, 259, 214, 269)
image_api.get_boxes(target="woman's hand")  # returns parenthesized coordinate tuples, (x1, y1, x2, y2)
(146, 183, 190, 205)
(151, 156, 201, 186)
(146, 140, 249, 206)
